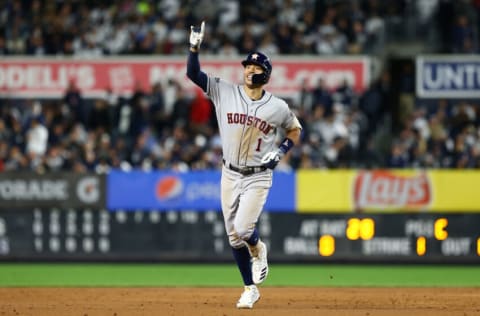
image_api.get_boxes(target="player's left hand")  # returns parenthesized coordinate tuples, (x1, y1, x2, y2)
(261, 150, 283, 170)
(189, 21, 205, 50)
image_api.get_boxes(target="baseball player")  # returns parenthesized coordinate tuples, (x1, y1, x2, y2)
(187, 22, 302, 309)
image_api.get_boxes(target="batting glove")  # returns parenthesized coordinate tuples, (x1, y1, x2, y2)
(189, 21, 205, 50)
(261, 138, 295, 170)
(261, 149, 283, 170)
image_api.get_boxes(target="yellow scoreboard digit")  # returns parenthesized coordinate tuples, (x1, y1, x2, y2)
(346, 218, 375, 240)
(319, 235, 335, 256)
(416, 236, 426, 256)
(434, 218, 448, 240)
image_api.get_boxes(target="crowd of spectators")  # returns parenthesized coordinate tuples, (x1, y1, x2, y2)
(389, 98, 480, 169)
(0, 0, 479, 172)
(0, 0, 402, 57)
(0, 0, 477, 57)
(6, 66, 479, 172)
(0, 72, 392, 173)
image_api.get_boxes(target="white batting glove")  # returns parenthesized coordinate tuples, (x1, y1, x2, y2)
(189, 21, 205, 50)
(261, 149, 284, 170)
(261, 138, 295, 170)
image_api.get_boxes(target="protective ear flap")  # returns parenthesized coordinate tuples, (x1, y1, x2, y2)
(252, 73, 269, 85)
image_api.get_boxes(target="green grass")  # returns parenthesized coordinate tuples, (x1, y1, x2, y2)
(0, 264, 479, 287)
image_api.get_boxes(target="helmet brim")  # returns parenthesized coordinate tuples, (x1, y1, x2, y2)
(241, 60, 269, 74)
(242, 60, 262, 67)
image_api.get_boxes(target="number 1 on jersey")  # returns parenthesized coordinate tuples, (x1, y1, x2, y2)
(256, 138, 262, 151)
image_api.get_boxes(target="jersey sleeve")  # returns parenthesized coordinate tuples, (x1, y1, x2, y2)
(280, 101, 303, 131)
(206, 76, 223, 107)
(206, 76, 239, 109)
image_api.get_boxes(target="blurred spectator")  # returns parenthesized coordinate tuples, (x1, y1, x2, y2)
(87, 99, 111, 133)
(26, 26, 46, 55)
(258, 32, 279, 56)
(359, 79, 383, 137)
(166, 19, 188, 54)
(148, 82, 168, 136)
(127, 81, 149, 140)
(0, 118, 11, 143)
(105, 19, 132, 55)
(169, 84, 193, 129)
(64, 80, 86, 125)
(134, 30, 157, 54)
(310, 78, 333, 113)
(4, 145, 28, 171)
(44, 145, 66, 172)
(217, 37, 239, 56)
(333, 78, 357, 109)
(275, 23, 295, 54)
(452, 14, 477, 53)
(364, 10, 385, 53)
(237, 23, 257, 54)
(450, 102, 476, 138)
(387, 141, 409, 168)
(396, 62, 415, 131)
(0, 140, 7, 171)
(361, 138, 384, 168)
(25, 116, 49, 167)
(0, 35, 10, 55)
(348, 19, 368, 54)
(188, 88, 213, 136)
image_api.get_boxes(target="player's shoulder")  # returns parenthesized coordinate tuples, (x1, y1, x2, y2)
(268, 92, 290, 108)
(209, 76, 229, 85)
(209, 76, 237, 89)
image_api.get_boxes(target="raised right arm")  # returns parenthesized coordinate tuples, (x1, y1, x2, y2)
(186, 49, 208, 92)
(186, 22, 208, 92)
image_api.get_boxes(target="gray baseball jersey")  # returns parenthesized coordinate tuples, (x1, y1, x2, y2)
(205, 75, 301, 248)
(207, 76, 301, 167)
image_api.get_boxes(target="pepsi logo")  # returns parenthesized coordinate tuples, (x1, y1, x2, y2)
(155, 176, 183, 200)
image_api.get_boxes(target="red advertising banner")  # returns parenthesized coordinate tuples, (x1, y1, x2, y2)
(0, 56, 370, 98)
(353, 170, 432, 210)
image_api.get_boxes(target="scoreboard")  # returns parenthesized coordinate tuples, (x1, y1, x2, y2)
(282, 214, 479, 261)
(0, 209, 478, 263)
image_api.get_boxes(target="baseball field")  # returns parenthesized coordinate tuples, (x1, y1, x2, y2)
(0, 263, 479, 315)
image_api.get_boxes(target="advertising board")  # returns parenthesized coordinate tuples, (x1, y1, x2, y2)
(0, 56, 369, 98)
(416, 55, 480, 98)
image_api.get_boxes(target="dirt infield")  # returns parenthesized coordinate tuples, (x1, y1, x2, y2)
(0, 287, 479, 316)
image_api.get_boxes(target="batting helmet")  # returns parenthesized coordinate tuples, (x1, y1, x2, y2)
(241, 52, 272, 84)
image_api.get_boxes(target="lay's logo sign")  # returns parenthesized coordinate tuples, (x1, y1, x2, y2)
(353, 171, 431, 210)
(155, 176, 183, 201)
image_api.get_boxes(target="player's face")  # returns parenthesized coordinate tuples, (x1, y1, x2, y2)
(244, 64, 264, 87)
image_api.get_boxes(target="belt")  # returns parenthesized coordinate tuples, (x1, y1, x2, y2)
(223, 159, 267, 176)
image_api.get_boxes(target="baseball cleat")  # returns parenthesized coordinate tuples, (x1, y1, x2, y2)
(251, 240, 269, 285)
(236, 285, 260, 309)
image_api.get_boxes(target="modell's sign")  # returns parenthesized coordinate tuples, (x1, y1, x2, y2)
(0, 56, 369, 98)
(0, 173, 106, 210)
(353, 171, 431, 211)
